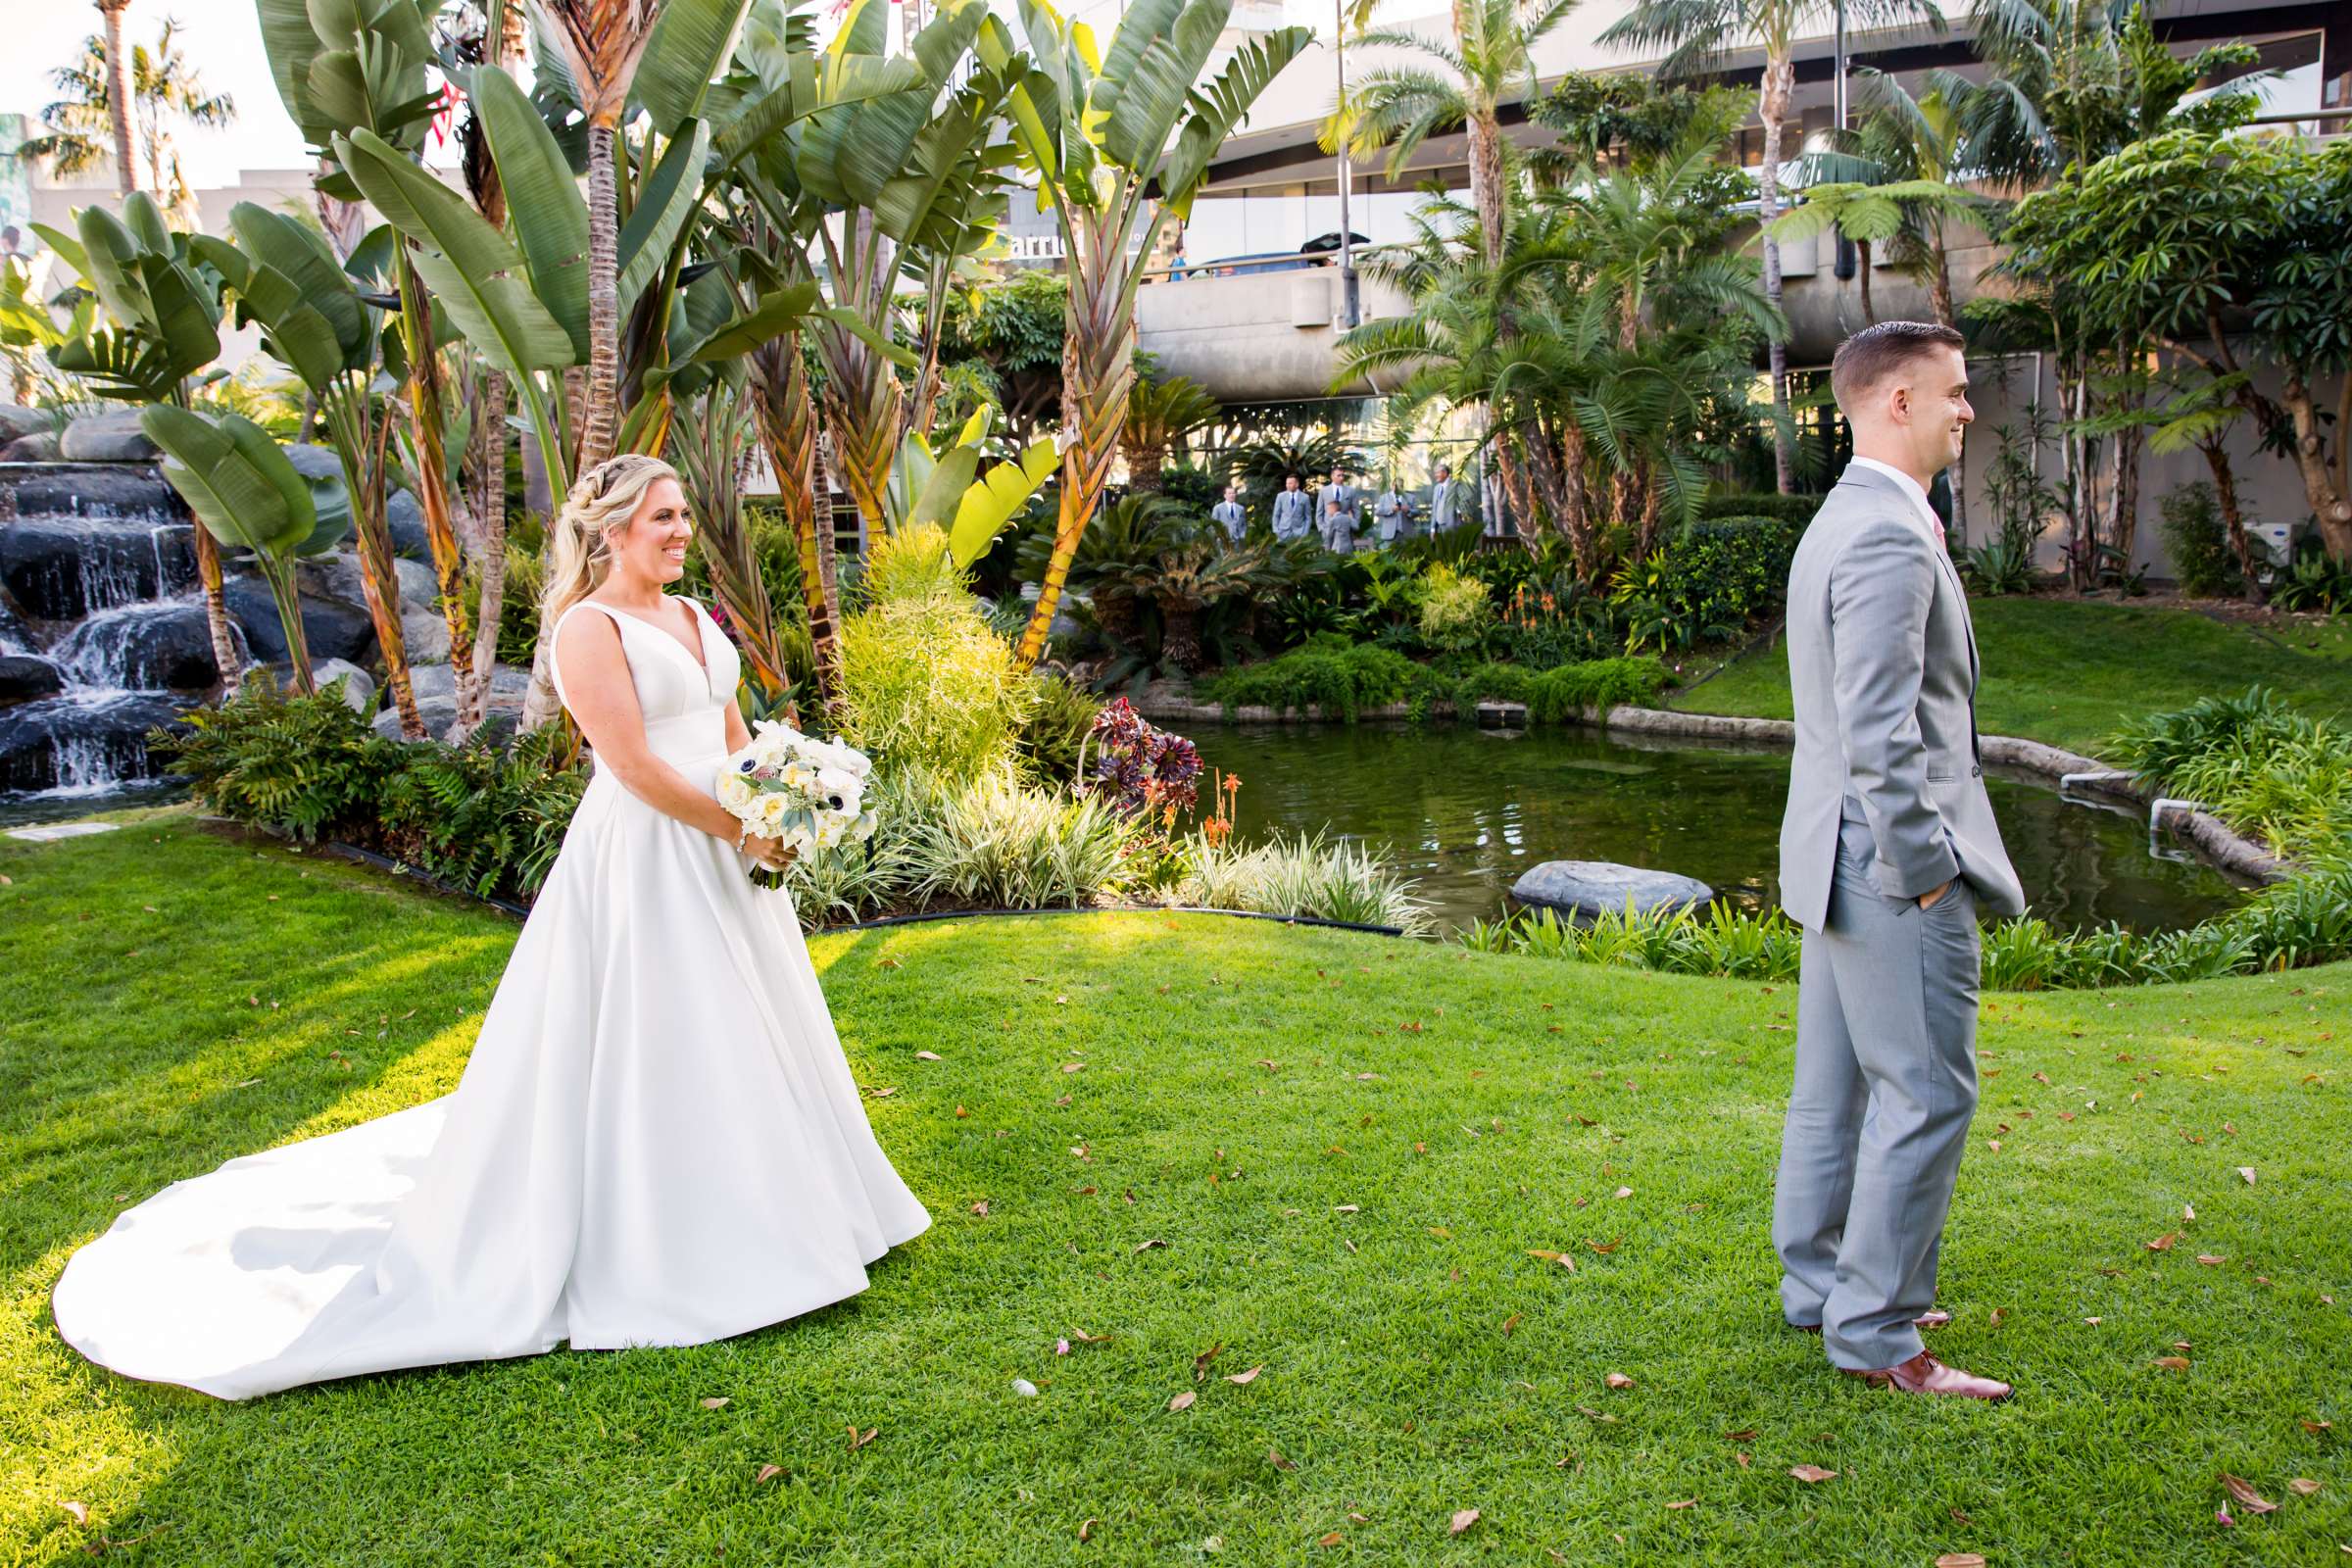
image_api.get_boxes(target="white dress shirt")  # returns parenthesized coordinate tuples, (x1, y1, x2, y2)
(1844, 456, 1945, 547)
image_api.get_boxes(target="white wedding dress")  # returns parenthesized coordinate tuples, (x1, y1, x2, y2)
(51, 596, 930, 1399)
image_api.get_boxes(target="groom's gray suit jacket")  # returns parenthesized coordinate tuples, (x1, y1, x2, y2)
(1778, 465, 2025, 931)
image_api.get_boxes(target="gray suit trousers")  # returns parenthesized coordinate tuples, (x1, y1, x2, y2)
(1773, 816, 1983, 1371)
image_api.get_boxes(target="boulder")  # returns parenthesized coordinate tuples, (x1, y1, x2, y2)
(386, 488, 428, 560)
(405, 661, 532, 705)
(0, 692, 188, 792)
(313, 657, 377, 715)
(0, 654, 65, 705)
(59, 410, 161, 463)
(1509, 859, 1714, 922)
(0, 461, 181, 518)
(52, 601, 231, 690)
(224, 575, 376, 665)
(0, 515, 197, 618)
(0, 405, 52, 442)
(402, 603, 451, 663)
(1, 432, 61, 463)
(395, 555, 438, 606)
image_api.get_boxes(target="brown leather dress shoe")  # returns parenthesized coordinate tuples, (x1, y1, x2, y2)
(1792, 1310, 1951, 1334)
(1844, 1350, 2012, 1401)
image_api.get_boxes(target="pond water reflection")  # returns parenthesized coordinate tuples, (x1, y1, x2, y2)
(1191, 723, 2247, 934)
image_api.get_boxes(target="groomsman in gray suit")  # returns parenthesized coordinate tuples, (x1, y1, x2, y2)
(1774, 320, 2026, 1402)
(1426, 464, 1461, 533)
(1320, 466, 1360, 553)
(1211, 485, 1248, 543)
(1271, 474, 1313, 542)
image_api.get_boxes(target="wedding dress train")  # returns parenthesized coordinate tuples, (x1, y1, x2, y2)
(51, 597, 929, 1399)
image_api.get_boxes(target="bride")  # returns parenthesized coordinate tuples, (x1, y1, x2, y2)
(51, 454, 930, 1400)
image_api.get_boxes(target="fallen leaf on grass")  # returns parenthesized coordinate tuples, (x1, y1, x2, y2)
(849, 1426, 878, 1450)
(1525, 1249, 1578, 1271)
(1613, 1187, 1634, 1200)
(914, 1050, 942, 1061)
(1576, 1405, 1617, 1424)
(2300, 1419, 2332, 1434)
(1788, 1465, 1837, 1484)
(971, 1200, 991, 1217)
(700, 1396, 731, 1409)
(2184, 1203, 2196, 1221)
(1334, 1204, 1360, 1214)
(2290, 1479, 2324, 1496)
(1605, 1372, 1635, 1390)
(1134, 1239, 1166, 1253)
(1722, 1429, 1757, 1443)
(1268, 1447, 1298, 1471)
(2154, 1356, 2191, 1371)
(1061, 1062, 1085, 1073)
(1317, 1532, 1344, 1547)
(1586, 1238, 1622, 1254)
(1079, 1518, 1097, 1543)
(1227, 1366, 1263, 1386)
(1935, 1555, 1987, 1568)
(1449, 1508, 1480, 1536)
(955, 1105, 970, 1119)
(1500, 1314, 1521, 1337)
(2238, 1166, 2257, 1185)
(1194, 1344, 1223, 1378)
(2147, 1233, 2177, 1251)
(58, 1502, 88, 1526)
(2221, 1474, 2278, 1514)
(1664, 1498, 1697, 1510)
(1168, 1391, 1197, 1412)
(754, 1463, 785, 1484)
(1735, 1451, 1751, 1469)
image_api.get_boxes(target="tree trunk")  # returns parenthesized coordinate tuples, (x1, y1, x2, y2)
(2199, 440, 2264, 605)
(339, 397, 423, 737)
(1125, 437, 1168, 492)
(470, 369, 510, 699)
(816, 213, 906, 539)
(399, 260, 484, 736)
(191, 527, 243, 697)
(1161, 603, 1203, 672)
(1017, 211, 1132, 672)
(754, 337, 846, 723)
(577, 122, 622, 472)
(1856, 240, 1876, 323)
(98, 0, 138, 195)
(2280, 371, 2352, 563)
(1469, 108, 1507, 270)
(1757, 54, 1794, 495)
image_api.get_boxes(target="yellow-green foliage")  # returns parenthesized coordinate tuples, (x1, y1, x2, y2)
(1418, 562, 1492, 652)
(837, 526, 1036, 781)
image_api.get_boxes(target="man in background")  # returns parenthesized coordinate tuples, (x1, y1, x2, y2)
(1321, 465, 1360, 553)
(1211, 484, 1248, 544)
(1271, 473, 1313, 542)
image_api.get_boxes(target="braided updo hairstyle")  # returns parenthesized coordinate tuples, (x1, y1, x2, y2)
(540, 453, 681, 628)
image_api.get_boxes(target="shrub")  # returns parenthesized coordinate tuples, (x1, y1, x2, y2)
(375, 725, 587, 903)
(896, 765, 1144, 910)
(149, 672, 401, 840)
(1196, 639, 1426, 719)
(837, 526, 1037, 781)
(1083, 698, 1203, 823)
(2157, 482, 2237, 598)
(1418, 563, 1493, 653)
(1176, 830, 1433, 936)
(2112, 687, 2351, 859)
(1698, 490, 1818, 528)
(1019, 672, 1103, 783)
(1610, 516, 1802, 653)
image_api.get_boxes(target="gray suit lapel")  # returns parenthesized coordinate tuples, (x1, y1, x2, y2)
(1836, 465, 1982, 752)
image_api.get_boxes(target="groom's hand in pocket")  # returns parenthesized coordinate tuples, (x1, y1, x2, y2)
(1918, 877, 1956, 910)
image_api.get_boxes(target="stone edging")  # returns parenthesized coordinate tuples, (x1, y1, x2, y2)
(1135, 696, 2295, 888)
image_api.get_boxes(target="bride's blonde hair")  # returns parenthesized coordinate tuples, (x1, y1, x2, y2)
(541, 453, 682, 627)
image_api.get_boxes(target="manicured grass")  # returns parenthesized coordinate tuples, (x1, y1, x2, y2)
(4, 809, 2348, 1565)
(1678, 597, 2352, 756)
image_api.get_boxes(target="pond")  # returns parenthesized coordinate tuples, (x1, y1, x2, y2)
(1190, 723, 2250, 934)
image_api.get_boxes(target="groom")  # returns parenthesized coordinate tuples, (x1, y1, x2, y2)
(1774, 321, 2026, 1401)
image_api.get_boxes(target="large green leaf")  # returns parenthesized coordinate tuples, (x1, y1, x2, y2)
(797, 57, 933, 210)
(336, 129, 578, 374)
(259, 0, 331, 140)
(871, 73, 1004, 247)
(634, 0, 757, 136)
(1093, 0, 1219, 172)
(905, 442, 982, 532)
(949, 437, 1059, 566)
(1160, 25, 1310, 214)
(683, 282, 824, 364)
(228, 203, 369, 361)
(141, 406, 316, 560)
(74, 207, 159, 333)
(467, 65, 591, 362)
(616, 119, 712, 316)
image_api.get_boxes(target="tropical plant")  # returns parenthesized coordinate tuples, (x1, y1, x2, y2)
(669, 379, 797, 719)
(141, 405, 350, 694)
(981, 0, 1311, 670)
(1178, 830, 1433, 935)
(1598, 0, 1942, 493)
(1418, 562, 1494, 652)
(2155, 480, 2238, 600)
(35, 192, 243, 688)
(1120, 374, 1222, 493)
(199, 202, 426, 734)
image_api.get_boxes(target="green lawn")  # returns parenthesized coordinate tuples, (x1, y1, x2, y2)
(4, 810, 2348, 1565)
(1677, 598, 2352, 756)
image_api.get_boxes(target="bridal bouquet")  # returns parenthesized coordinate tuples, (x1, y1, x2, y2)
(716, 722, 879, 886)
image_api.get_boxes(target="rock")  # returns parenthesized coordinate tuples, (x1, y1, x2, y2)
(0, 591, 29, 650)
(280, 443, 341, 483)
(371, 693, 521, 747)
(394, 556, 438, 606)
(59, 410, 161, 463)
(313, 657, 376, 715)
(0, 654, 65, 705)
(1, 432, 61, 463)
(386, 488, 428, 560)
(223, 575, 377, 665)
(0, 405, 53, 442)
(0, 461, 181, 518)
(0, 691, 189, 792)
(402, 603, 451, 663)
(0, 515, 197, 618)
(51, 601, 231, 690)
(404, 661, 532, 706)
(1509, 859, 1714, 921)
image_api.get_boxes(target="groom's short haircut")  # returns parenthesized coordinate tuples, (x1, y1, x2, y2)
(1832, 320, 1966, 416)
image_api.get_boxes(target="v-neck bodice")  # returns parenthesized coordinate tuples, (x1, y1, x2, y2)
(550, 596, 741, 770)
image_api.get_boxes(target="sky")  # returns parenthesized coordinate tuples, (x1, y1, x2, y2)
(1, 0, 317, 187)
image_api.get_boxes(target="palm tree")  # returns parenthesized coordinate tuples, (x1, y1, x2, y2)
(981, 0, 1310, 672)
(1597, 0, 1943, 495)
(24, 17, 236, 216)
(1324, 0, 1584, 270)
(1120, 375, 1222, 493)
